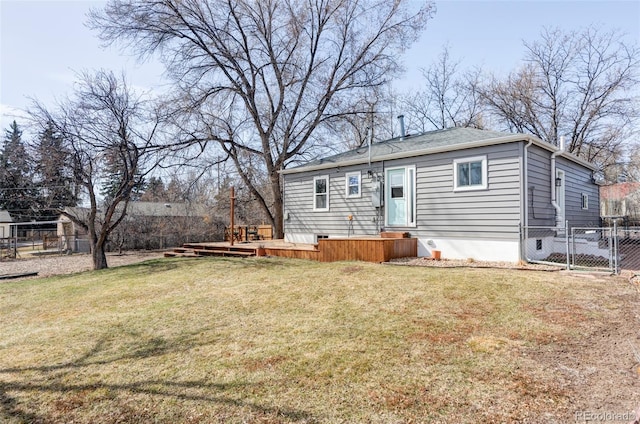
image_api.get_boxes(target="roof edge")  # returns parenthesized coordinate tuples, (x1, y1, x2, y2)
(281, 133, 596, 175)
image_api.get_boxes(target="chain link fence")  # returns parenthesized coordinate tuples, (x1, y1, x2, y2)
(618, 227, 640, 273)
(522, 222, 640, 274)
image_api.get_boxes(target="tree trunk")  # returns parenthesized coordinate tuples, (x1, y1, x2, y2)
(92, 243, 109, 270)
(270, 171, 284, 239)
(88, 230, 108, 270)
(272, 195, 284, 240)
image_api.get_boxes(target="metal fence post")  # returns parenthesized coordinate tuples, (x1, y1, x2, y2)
(613, 220, 619, 274)
(608, 226, 614, 271)
(519, 222, 524, 262)
(565, 220, 570, 270)
(570, 226, 575, 269)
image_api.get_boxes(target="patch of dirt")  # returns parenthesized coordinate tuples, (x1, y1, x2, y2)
(388, 256, 563, 271)
(528, 275, 640, 422)
(392, 256, 640, 422)
(0, 251, 164, 281)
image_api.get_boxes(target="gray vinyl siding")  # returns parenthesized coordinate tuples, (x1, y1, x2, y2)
(557, 157, 600, 228)
(409, 143, 522, 241)
(284, 143, 524, 241)
(283, 163, 383, 237)
(526, 145, 556, 226)
(525, 146, 600, 229)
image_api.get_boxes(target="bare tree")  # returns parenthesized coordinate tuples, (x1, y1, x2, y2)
(89, 0, 434, 238)
(402, 46, 485, 133)
(479, 26, 640, 176)
(30, 70, 162, 270)
(322, 86, 403, 150)
(627, 146, 640, 182)
(603, 143, 640, 183)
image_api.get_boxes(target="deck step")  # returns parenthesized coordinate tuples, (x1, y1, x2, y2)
(164, 251, 200, 258)
(165, 245, 256, 258)
(183, 244, 255, 254)
(192, 249, 255, 257)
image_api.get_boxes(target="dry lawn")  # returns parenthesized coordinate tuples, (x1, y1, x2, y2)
(0, 257, 639, 423)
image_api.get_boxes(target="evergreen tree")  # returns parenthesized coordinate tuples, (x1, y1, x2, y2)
(139, 176, 167, 201)
(100, 145, 146, 202)
(33, 121, 78, 218)
(0, 121, 37, 221)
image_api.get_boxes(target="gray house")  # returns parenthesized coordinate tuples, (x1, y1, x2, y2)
(281, 127, 600, 262)
(0, 210, 13, 239)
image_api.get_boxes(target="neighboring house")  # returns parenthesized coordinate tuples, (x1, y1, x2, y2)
(600, 182, 640, 225)
(58, 202, 213, 252)
(0, 210, 13, 239)
(281, 127, 600, 262)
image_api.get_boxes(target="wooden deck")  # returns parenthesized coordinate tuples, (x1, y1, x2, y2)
(165, 237, 417, 263)
(315, 237, 416, 262)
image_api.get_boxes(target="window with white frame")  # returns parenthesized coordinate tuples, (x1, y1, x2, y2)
(313, 175, 329, 211)
(582, 193, 589, 210)
(453, 156, 487, 191)
(345, 171, 361, 198)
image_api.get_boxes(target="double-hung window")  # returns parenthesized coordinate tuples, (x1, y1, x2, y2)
(313, 175, 329, 211)
(385, 166, 416, 227)
(345, 171, 361, 198)
(453, 156, 487, 191)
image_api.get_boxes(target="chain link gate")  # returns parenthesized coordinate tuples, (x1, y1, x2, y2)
(617, 226, 640, 273)
(569, 226, 617, 273)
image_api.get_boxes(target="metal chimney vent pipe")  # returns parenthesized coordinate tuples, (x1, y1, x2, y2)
(397, 115, 405, 141)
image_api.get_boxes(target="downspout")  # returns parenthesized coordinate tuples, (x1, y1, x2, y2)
(551, 136, 565, 228)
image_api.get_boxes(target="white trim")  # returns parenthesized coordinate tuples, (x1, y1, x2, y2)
(284, 233, 316, 244)
(313, 175, 329, 211)
(345, 171, 361, 198)
(408, 167, 416, 226)
(417, 237, 520, 262)
(453, 155, 487, 191)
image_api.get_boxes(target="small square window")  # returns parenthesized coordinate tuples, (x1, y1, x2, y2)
(391, 186, 404, 198)
(453, 156, 487, 191)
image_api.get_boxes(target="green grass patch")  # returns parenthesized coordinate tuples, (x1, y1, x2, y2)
(0, 257, 628, 422)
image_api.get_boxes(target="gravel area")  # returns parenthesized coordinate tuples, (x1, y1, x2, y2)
(387, 256, 564, 271)
(0, 251, 165, 281)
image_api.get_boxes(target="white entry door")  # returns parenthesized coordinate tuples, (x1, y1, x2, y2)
(385, 166, 416, 227)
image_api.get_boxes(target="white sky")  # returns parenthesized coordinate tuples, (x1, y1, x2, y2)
(1, 0, 639, 132)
